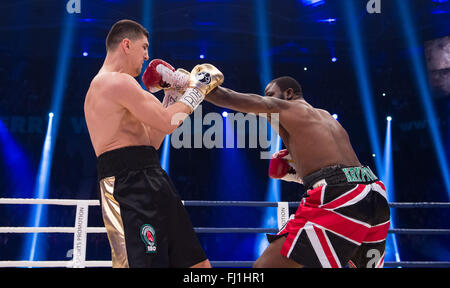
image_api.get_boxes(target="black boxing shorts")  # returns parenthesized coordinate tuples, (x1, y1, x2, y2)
(267, 165, 391, 268)
(97, 146, 207, 268)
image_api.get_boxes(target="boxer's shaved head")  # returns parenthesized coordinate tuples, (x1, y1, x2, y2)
(265, 76, 303, 101)
(106, 19, 149, 52)
(271, 77, 303, 99)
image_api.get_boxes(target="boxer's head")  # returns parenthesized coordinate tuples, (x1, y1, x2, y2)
(106, 19, 149, 77)
(265, 76, 303, 101)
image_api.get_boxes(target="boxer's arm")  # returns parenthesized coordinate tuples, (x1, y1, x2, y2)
(206, 86, 290, 114)
(144, 124, 167, 149)
(108, 73, 191, 134)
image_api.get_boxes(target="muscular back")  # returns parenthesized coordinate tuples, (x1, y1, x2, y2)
(278, 100, 361, 178)
(84, 72, 160, 157)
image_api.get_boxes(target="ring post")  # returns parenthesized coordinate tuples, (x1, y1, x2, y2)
(72, 201, 89, 268)
(277, 202, 289, 230)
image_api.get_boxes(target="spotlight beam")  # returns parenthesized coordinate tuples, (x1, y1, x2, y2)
(160, 135, 170, 173)
(342, 0, 384, 176)
(139, 0, 153, 90)
(343, 0, 400, 262)
(383, 117, 401, 262)
(25, 13, 76, 263)
(254, 0, 277, 259)
(255, 135, 282, 258)
(141, 0, 152, 60)
(255, 0, 272, 88)
(27, 114, 54, 262)
(396, 0, 450, 198)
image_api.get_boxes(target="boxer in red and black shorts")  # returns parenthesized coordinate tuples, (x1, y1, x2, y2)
(267, 165, 390, 268)
(206, 76, 392, 268)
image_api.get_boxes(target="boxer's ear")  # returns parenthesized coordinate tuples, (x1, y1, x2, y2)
(284, 88, 295, 100)
(121, 38, 132, 54)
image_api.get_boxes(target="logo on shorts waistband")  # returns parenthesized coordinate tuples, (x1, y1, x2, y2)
(140, 224, 157, 253)
(342, 167, 378, 183)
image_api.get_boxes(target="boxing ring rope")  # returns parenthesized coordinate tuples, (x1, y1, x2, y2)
(0, 198, 450, 268)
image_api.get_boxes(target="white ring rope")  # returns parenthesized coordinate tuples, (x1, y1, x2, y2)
(0, 198, 103, 268)
(0, 198, 449, 268)
(0, 227, 106, 233)
(0, 198, 99, 206)
(0, 261, 112, 268)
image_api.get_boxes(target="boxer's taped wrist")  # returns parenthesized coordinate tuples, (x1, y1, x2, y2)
(163, 89, 183, 108)
(179, 87, 205, 113)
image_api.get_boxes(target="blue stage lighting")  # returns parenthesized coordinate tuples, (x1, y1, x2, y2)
(48, 112, 54, 118)
(79, 18, 95, 23)
(255, 0, 272, 87)
(255, 135, 282, 258)
(254, 0, 277, 260)
(141, 0, 152, 59)
(138, 0, 153, 90)
(332, 113, 338, 120)
(344, 0, 400, 262)
(396, 0, 450, 198)
(382, 115, 401, 263)
(199, 54, 205, 59)
(160, 135, 170, 173)
(222, 111, 228, 118)
(26, 114, 54, 262)
(343, 0, 383, 175)
(318, 18, 337, 24)
(301, 0, 325, 7)
(0, 119, 34, 198)
(24, 13, 76, 263)
(331, 57, 337, 62)
(82, 52, 88, 57)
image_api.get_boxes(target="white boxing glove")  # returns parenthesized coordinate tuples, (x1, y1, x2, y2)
(161, 68, 190, 108)
(157, 67, 190, 90)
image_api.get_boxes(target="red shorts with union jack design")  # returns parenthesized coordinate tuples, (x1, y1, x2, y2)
(267, 165, 391, 268)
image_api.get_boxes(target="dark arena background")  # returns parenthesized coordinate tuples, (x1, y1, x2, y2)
(0, 0, 449, 269)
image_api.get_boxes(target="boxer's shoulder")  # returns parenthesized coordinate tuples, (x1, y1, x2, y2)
(278, 99, 310, 118)
(90, 72, 141, 102)
(93, 71, 137, 88)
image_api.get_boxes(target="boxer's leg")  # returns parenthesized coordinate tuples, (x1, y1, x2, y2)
(160, 170, 209, 268)
(191, 259, 212, 268)
(253, 236, 303, 268)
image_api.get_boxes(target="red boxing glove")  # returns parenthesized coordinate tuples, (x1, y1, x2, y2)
(269, 149, 293, 179)
(268, 149, 303, 184)
(142, 59, 175, 93)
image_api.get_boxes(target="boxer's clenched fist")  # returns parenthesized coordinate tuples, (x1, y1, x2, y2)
(142, 59, 190, 93)
(178, 63, 224, 113)
(269, 149, 303, 184)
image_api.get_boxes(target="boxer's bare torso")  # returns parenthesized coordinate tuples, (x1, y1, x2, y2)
(84, 70, 166, 157)
(270, 100, 361, 177)
(207, 85, 361, 178)
(85, 32, 192, 157)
